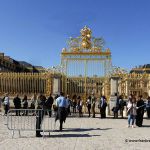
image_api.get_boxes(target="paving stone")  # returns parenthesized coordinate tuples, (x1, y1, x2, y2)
(0, 113, 150, 150)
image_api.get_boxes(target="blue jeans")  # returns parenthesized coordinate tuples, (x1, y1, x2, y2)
(128, 114, 136, 125)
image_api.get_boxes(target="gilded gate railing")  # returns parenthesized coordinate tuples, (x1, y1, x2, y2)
(0, 72, 53, 96)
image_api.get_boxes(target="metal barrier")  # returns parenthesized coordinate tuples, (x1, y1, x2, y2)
(5, 107, 106, 138)
(6, 109, 56, 138)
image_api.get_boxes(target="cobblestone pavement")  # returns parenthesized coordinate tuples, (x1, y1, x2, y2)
(0, 113, 150, 150)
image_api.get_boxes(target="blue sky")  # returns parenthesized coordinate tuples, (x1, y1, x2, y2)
(0, 0, 150, 70)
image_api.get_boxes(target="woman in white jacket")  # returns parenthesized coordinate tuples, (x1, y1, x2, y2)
(127, 97, 137, 128)
(3, 93, 10, 115)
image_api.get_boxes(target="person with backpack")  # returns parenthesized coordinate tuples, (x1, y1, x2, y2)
(119, 95, 125, 118)
(99, 96, 107, 118)
(112, 93, 120, 118)
(13, 94, 21, 116)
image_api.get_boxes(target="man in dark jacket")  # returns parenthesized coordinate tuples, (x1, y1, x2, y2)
(114, 93, 119, 118)
(100, 96, 107, 118)
(91, 93, 96, 118)
(46, 94, 54, 117)
(13, 94, 21, 116)
(36, 94, 46, 137)
(136, 95, 145, 127)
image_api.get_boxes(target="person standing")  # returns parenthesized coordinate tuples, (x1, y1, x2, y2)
(36, 94, 46, 137)
(113, 93, 119, 118)
(46, 94, 54, 117)
(53, 94, 59, 116)
(100, 96, 107, 118)
(30, 94, 36, 109)
(86, 96, 91, 117)
(72, 95, 77, 114)
(127, 97, 137, 128)
(55, 92, 68, 131)
(13, 94, 21, 116)
(119, 95, 125, 118)
(77, 96, 83, 117)
(30, 94, 37, 115)
(3, 93, 10, 115)
(136, 95, 145, 127)
(22, 95, 28, 116)
(146, 96, 150, 118)
(91, 93, 96, 118)
(66, 95, 71, 116)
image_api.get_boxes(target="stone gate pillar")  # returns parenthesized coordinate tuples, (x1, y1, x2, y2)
(53, 77, 61, 95)
(109, 77, 119, 115)
(110, 77, 119, 96)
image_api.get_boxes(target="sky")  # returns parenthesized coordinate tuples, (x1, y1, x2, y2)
(0, 0, 150, 71)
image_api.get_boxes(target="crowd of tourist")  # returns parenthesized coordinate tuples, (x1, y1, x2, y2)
(0, 92, 150, 137)
(1, 92, 150, 120)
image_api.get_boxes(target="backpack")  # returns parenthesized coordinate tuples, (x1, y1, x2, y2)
(103, 101, 107, 107)
(119, 99, 125, 109)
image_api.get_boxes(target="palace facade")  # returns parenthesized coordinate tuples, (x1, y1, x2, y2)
(0, 53, 45, 73)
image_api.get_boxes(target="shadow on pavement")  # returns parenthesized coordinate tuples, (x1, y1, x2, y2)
(142, 125, 150, 127)
(47, 133, 97, 138)
(41, 127, 108, 138)
(59, 127, 112, 132)
(19, 133, 101, 138)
